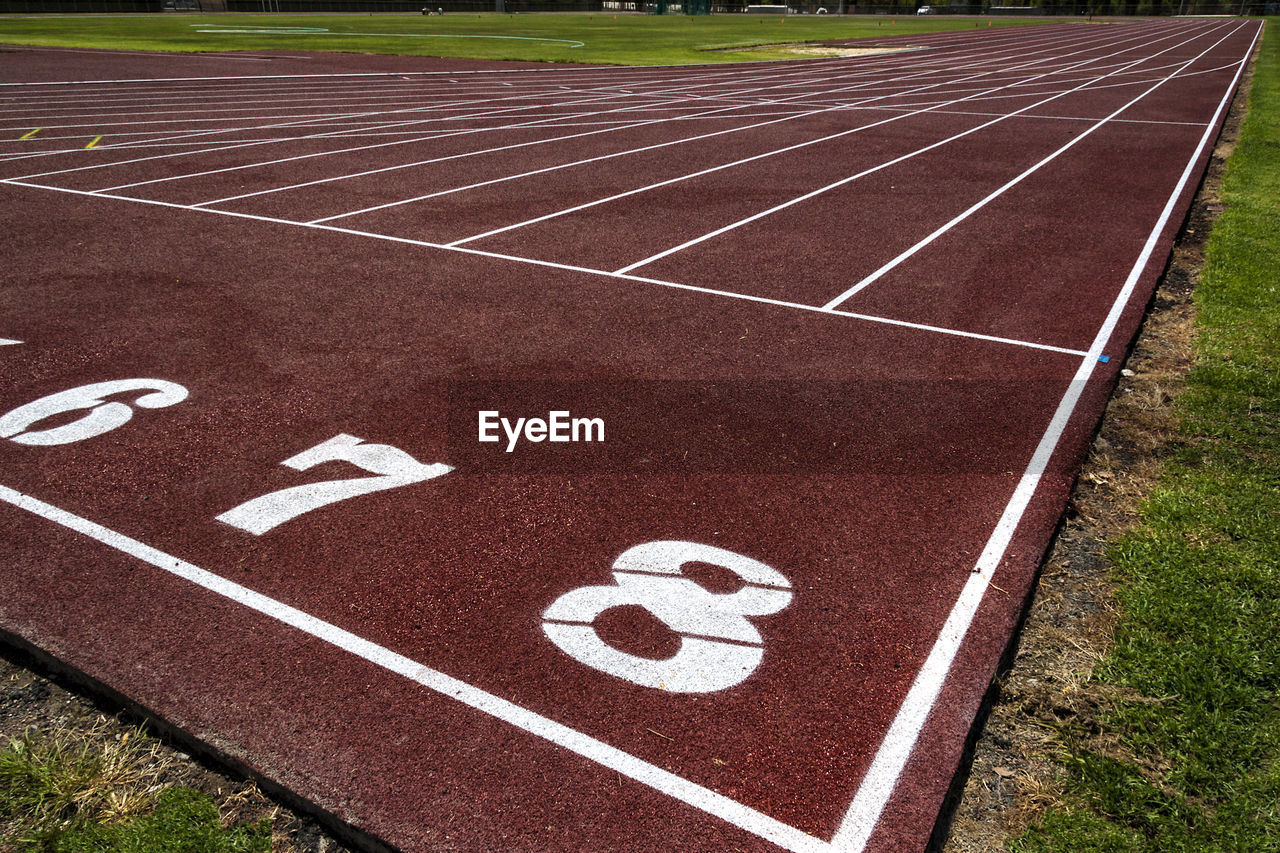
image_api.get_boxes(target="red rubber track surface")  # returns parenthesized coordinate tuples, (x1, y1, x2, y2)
(0, 20, 1261, 853)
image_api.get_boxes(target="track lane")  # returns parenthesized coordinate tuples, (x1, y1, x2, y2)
(0, 18, 1261, 853)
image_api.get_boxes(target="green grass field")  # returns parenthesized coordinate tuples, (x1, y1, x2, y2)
(1013, 23, 1280, 853)
(0, 13, 1056, 65)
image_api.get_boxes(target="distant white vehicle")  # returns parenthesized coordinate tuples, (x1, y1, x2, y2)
(916, 4, 933, 12)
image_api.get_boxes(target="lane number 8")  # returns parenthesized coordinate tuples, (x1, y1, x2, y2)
(542, 541, 792, 693)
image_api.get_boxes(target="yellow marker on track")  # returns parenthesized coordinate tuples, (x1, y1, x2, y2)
(85, 136, 102, 149)
(20, 128, 40, 140)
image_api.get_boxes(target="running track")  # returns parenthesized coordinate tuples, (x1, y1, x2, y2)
(0, 18, 1261, 852)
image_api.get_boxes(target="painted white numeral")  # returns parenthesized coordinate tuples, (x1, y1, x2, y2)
(216, 434, 453, 535)
(542, 541, 792, 693)
(0, 379, 188, 446)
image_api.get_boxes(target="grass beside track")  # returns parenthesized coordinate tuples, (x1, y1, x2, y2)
(1012, 23, 1280, 853)
(0, 724, 271, 852)
(0, 13, 1056, 65)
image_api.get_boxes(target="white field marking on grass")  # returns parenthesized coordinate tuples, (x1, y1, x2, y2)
(0, 484, 828, 853)
(614, 20, 1229, 277)
(318, 24, 1172, 227)
(820, 20, 1246, 311)
(447, 23, 1194, 247)
(0, 178, 1085, 358)
(830, 20, 1260, 853)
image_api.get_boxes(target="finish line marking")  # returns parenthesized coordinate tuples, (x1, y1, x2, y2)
(0, 179, 1089, 358)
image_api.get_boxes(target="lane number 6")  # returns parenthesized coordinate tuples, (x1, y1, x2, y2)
(0, 380, 189, 446)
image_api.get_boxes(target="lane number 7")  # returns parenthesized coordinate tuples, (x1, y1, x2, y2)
(216, 434, 453, 536)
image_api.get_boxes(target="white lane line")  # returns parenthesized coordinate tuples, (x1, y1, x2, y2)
(0, 20, 1239, 853)
(0, 25, 1088, 89)
(0, 66, 716, 87)
(12, 47, 1214, 148)
(0, 24, 1126, 185)
(820, 21, 1245, 311)
(351, 30, 1178, 227)
(77, 66, 881, 188)
(306, 64, 1003, 223)
(0, 71, 742, 108)
(0, 338, 22, 346)
(0, 484, 827, 853)
(0, 179, 1084, 358)
(843, 105, 1210, 127)
(830, 20, 1259, 853)
(210, 66, 954, 210)
(613, 20, 1227, 277)
(448, 23, 1187, 247)
(161, 28, 1091, 208)
(194, 28, 586, 48)
(0, 45, 272, 62)
(0, 22, 1121, 183)
(75, 59, 895, 149)
(8, 79, 691, 181)
(100, 30, 1100, 198)
(870, 57, 1249, 112)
